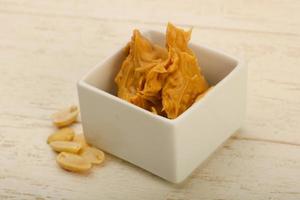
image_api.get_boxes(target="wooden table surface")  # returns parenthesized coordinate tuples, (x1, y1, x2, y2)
(1, 0, 300, 199)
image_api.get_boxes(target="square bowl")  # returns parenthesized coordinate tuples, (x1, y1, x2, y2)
(77, 30, 247, 183)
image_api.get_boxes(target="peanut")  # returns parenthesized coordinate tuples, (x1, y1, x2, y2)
(56, 152, 91, 172)
(50, 141, 82, 153)
(80, 146, 105, 165)
(52, 105, 79, 127)
(47, 127, 75, 143)
(47, 105, 106, 174)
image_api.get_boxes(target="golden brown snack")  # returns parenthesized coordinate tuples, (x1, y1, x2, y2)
(52, 105, 79, 127)
(162, 23, 209, 118)
(80, 147, 105, 165)
(115, 23, 209, 119)
(114, 30, 168, 112)
(49, 141, 82, 153)
(56, 152, 92, 172)
(47, 127, 75, 144)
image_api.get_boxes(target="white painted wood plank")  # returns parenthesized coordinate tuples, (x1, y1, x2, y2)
(0, 0, 300, 35)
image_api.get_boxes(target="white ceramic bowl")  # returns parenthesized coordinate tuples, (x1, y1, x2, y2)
(77, 30, 247, 183)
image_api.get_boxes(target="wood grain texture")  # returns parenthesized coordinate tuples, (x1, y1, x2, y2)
(0, 0, 300, 199)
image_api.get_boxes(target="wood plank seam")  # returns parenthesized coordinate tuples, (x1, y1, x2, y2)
(0, 9, 299, 37)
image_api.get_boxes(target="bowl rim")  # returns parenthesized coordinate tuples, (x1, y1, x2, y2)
(77, 30, 245, 125)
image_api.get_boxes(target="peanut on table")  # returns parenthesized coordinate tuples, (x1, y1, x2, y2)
(48, 105, 105, 173)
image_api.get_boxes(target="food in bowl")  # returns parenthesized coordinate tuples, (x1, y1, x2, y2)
(77, 23, 246, 182)
(115, 23, 212, 119)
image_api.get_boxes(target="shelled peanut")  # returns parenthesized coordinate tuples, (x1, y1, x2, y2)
(48, 105, 105, 173)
